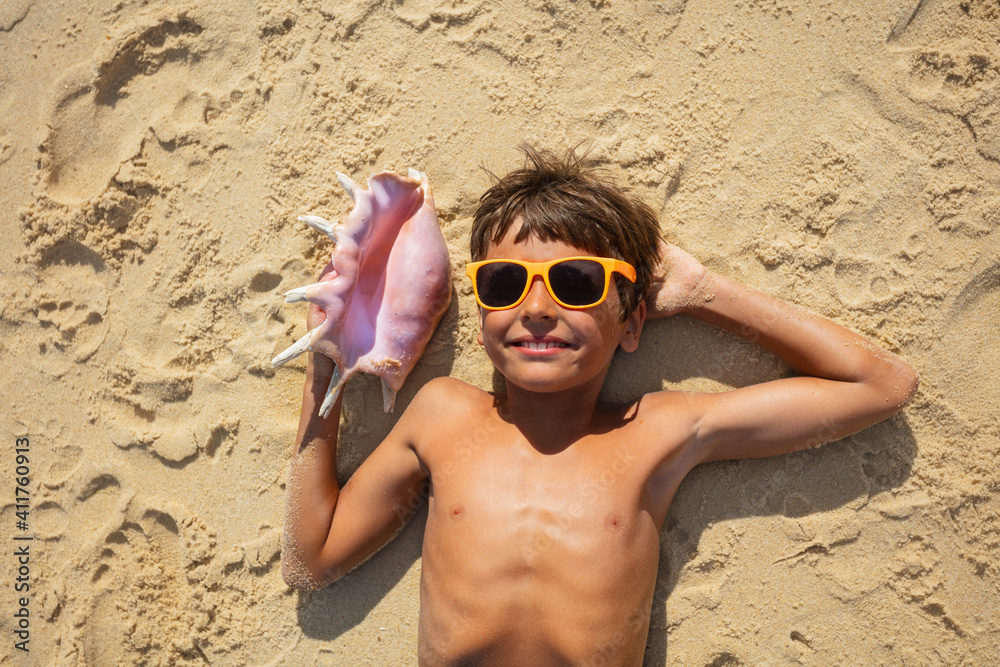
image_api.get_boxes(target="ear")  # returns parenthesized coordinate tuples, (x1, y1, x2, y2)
(618, 300, 645, 353)
(476, 306, 485, 346)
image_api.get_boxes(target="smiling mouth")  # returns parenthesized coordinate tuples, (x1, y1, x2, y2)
(511, 341, 573, 350)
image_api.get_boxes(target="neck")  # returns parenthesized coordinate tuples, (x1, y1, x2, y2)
(500, 378, 605, 454)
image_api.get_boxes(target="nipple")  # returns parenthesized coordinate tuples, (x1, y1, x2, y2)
(604, 511, 623, 533)
(449, 503, 465, 520)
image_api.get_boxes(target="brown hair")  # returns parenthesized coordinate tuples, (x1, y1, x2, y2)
(471, 145, 662, 320)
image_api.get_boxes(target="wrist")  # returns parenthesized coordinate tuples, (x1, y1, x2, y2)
(305, 352, 337, 382)
(678, 269, 718, 316)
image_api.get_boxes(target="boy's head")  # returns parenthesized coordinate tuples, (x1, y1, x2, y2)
(470, 145, 662, 321)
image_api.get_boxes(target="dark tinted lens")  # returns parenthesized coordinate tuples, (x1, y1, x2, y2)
(548, 259, 605, 306)
(477, 262, 529, 308)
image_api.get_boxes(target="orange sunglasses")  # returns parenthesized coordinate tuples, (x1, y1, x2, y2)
(465, 256, 636, 311)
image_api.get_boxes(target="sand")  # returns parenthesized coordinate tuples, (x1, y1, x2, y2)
(1, 0, 998, 664)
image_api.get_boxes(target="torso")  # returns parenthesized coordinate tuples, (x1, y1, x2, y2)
(412, 381, 695, 666)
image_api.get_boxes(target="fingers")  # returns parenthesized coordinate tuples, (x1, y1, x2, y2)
(303, 262, 336, 329)
(306, 302, 328, 330)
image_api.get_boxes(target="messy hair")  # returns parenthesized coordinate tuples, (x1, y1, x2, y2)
(470, 145, 662, 321)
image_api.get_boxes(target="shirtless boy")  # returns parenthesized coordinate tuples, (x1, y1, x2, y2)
(281, 147, 919, 665)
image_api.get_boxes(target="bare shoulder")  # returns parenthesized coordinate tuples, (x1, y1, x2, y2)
(587, 390, 712, 522)
(402, 376, 496, 451)
(624, 389, 709, 469)
(407, 376, 492, 416)
(631, 388, 705, 430)
(591, 389, 704, 438)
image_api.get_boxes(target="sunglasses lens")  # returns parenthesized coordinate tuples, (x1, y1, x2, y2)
(477, 262, 529, 308)
(548, 259, 605, 306)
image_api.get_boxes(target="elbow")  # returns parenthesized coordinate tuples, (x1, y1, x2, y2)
(886, 360, 919, 410)
(280, 540, 341, 590)
(281, 558, 338, 590)
(280, 557, 320, 590)
(901, 365, 920, 405)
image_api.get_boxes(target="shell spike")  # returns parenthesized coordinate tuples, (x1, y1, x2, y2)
(283, 281, 334, 304)
(271, 323, 321, 367)
(336, 172, 358, 203)
(319, 365, 343, 418)
(283, 286, 310, 304)
(381, 378, 397, 412)
(299, 215, 336, 240)
(271, 169, 451, 415)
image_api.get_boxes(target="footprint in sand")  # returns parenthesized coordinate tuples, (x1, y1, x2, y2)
(40, 7, 260, 209)
(25, 451, 287, 664)
(79, 503, 220, 665)
(932, 252, 1000, 420)
(93, 256, 305, 465)
(886, 535, 968, 636)
(21, 7, 266, 270)
(38, 471, 217, 665)
(36, 462, 284, 665)
(42, 14, 206, 206)
(833, 257, 895, 308)
(34, 262, 109, 365)
(80, 335, 207, 469)
(889, 0, 1000, 163)
(80, 246, 300, 467)
(1, 258, 110, 379)
(99, 352, 241, 464)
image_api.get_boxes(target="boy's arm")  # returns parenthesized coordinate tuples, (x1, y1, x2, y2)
(647, 242, 919, 463)
(281, 293, 429, 590)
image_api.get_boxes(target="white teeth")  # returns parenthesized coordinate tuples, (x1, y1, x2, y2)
(517, 341, 568, 350)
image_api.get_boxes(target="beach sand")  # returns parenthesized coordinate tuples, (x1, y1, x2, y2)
(1, 0, 998, 664)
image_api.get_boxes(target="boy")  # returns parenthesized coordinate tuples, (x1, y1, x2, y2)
(281, 147, 919, 665)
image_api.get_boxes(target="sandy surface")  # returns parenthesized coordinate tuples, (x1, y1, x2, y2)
(1, 0, 998, 664)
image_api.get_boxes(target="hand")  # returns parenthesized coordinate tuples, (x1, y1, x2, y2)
(646, 240, 709, 318)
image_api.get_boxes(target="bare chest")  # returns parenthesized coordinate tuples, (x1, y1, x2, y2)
(416, 439, 661, 664)
(429, 439, 657, 593)
(433, 434, 649, 533)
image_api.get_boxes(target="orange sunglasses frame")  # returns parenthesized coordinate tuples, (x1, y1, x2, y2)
(465, 256, 637, 311)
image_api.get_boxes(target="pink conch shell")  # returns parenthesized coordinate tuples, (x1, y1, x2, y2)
(272, 169, 451, 417)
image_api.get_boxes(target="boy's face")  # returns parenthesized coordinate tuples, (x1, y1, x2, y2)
(476, 224, 645, 395)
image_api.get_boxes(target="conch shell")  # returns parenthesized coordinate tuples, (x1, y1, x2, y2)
(272, 169, 452, 417)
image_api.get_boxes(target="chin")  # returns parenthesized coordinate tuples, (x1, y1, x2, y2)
(488, 348, 608, 395)
(505, 377, 571, 393)
(499, 365, 600, 395)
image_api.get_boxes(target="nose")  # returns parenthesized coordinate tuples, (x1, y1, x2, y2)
(520, 275, 558, 320)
